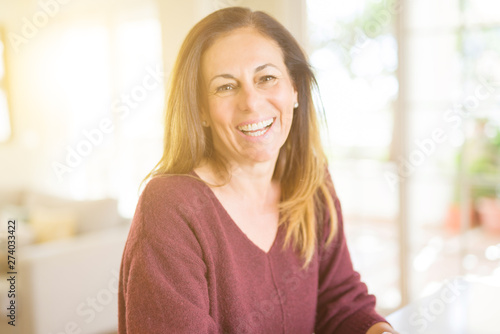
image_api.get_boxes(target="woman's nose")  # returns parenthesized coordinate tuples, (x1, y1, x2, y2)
(237, 83, 261, 113)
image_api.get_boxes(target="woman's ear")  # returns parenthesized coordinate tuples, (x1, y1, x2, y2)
(200, 108, 210, 127)
(291, 78, 298, 103)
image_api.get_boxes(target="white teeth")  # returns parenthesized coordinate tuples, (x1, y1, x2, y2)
(238, 118, 274, 132)
(246, 129, 267, 136)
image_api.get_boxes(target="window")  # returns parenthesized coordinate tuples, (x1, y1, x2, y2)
(47, 2, 164, 218)
(406, 0, 500, 301)
(307, 0, 400, 313)
(307, 0, 500, 313)
(0, 27, 12, 143)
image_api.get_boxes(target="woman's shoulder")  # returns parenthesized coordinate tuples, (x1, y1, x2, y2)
(134, 173, 213, 229)
(123, 174, 210, 269)
(126, 173, 213, 247)
(141, 173, 210, 206)
(316, 167, 344, 243)
(323, 167, 339, 201)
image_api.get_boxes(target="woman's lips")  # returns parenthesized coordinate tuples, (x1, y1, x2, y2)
(237, 117, 274, 130)
(237, 117, 275, 137)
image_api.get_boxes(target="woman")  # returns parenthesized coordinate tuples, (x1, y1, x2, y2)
(119, 7, 397, 334)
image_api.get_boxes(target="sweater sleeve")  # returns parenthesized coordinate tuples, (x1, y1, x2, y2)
(314, 177, 388, 334)
(118, 177, 218, 334)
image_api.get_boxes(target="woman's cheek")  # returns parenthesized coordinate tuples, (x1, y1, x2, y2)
(209, 100, 231, 123)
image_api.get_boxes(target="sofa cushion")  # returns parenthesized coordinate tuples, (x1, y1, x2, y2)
(23, 193, 122, 235)
(30, 206, 77, 243)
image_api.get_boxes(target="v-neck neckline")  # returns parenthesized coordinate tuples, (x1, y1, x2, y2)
(191, 171, 280, 256)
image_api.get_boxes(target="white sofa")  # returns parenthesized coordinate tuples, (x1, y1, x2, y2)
(0, 190, 131, 334)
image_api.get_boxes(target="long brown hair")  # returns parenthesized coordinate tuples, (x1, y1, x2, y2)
(145, 7, 337, 268)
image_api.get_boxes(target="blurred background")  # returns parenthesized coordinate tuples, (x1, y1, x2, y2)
(0, 0, 499, 333)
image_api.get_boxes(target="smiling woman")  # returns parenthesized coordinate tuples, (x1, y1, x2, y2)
(200, 27, 297, 168)
(118, 6, 397, 334)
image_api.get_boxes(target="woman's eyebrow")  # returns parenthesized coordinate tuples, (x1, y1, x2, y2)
(209, 74, 236, 86)
(208, 63, 281, 85)
(255, 63, 280, 73)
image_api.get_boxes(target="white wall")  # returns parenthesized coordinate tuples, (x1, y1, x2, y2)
(0, 0, 39, 192)
(0, 0, 160, 196)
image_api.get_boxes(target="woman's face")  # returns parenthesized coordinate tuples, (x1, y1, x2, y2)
(201, 27, 298, 167)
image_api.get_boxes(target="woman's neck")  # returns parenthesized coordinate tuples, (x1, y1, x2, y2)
(194, 159, 280, 210)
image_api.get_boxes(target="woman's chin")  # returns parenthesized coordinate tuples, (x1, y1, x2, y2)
(240, 150, 280, 165)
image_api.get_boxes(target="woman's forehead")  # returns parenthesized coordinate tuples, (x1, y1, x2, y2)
(201, 27, 286, 77)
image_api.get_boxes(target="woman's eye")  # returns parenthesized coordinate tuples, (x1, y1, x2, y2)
(258, 75, 278, 87)
(215, 84, 235, 93)
(260, 75, 277, 83)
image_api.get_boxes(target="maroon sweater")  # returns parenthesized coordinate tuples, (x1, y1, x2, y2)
(118, 172, 387, 333)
